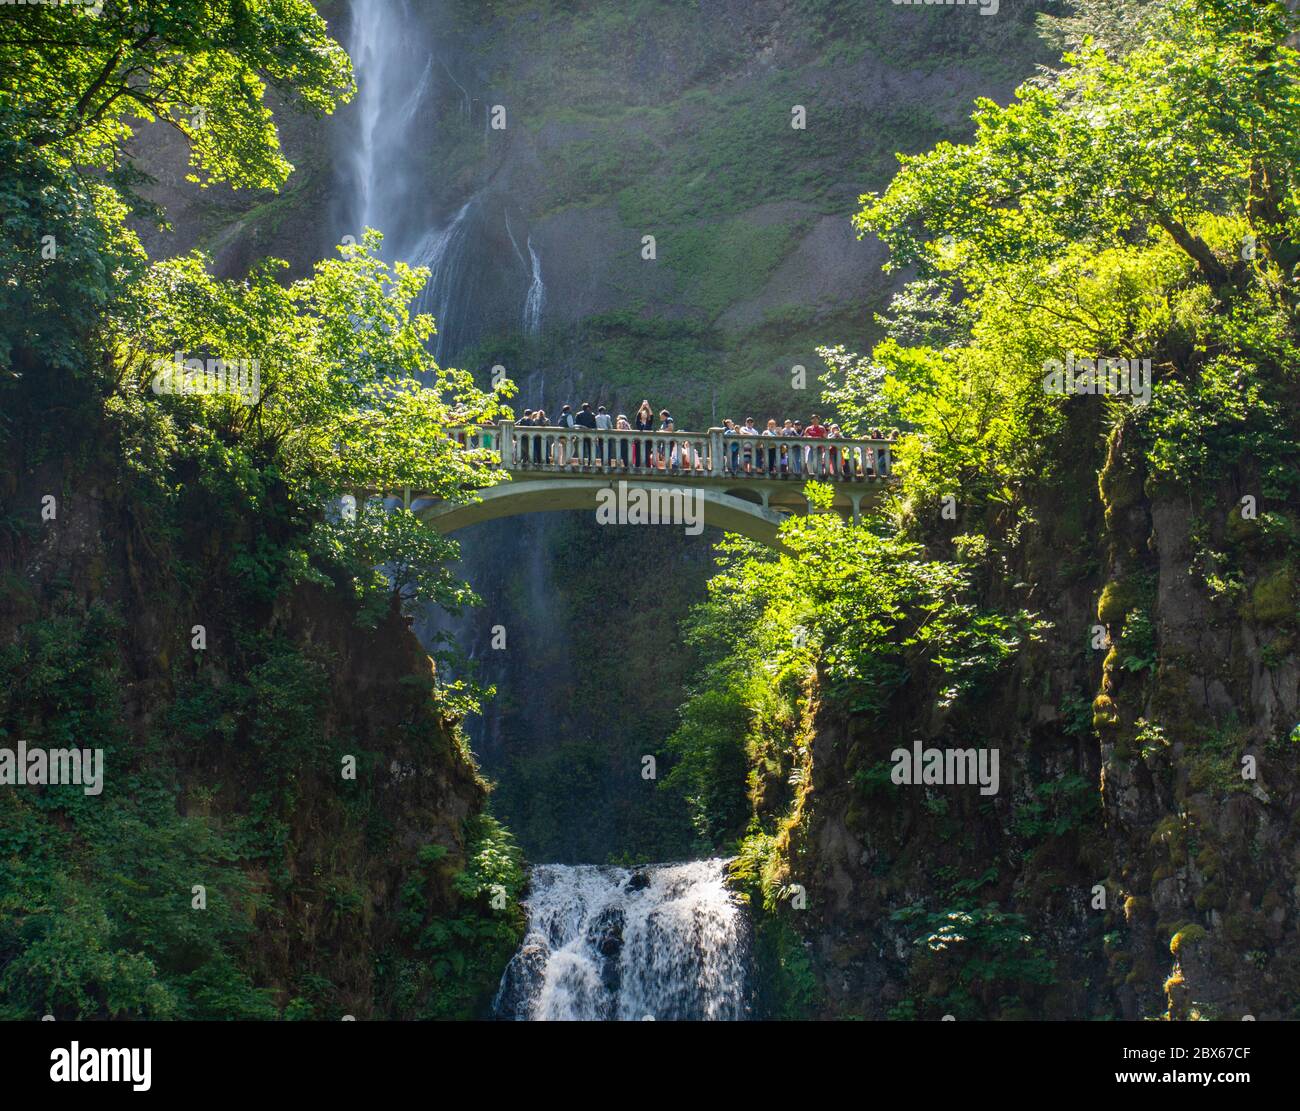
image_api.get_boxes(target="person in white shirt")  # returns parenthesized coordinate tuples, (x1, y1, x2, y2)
(595, 404, 613, 468)
(739, 418, 758, 474)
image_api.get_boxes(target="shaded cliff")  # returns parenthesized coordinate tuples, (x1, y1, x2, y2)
(725, 338, 1298, 1022)
(0, 389, 523, 1018)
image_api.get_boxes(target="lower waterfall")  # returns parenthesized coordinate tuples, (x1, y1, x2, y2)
(493, 859, 752, 1021)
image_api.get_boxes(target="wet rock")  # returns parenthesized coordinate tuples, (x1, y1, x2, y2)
(494, 941, 549, 1020)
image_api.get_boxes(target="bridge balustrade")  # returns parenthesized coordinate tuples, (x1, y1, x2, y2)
(448, 422, 893, 480)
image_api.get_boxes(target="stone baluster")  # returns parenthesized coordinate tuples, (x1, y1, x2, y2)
(498, 420, 515, 468)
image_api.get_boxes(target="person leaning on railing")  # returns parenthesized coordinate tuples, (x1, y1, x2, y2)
(656, 410, 674, 470)
(739, 418, 757, 473)
(760, 419, 777, 475)
(575, 402, 597, 466)
(634, 401, 654, 469)
(554, 404, 575, 466)
(826, 423, 842, 477)
(660, 417, 680, 472)
(616, 414, 631, 468)
(516, 409, 535, 466)
(803, 414, 828, 476)
(537, 409, 553, 465)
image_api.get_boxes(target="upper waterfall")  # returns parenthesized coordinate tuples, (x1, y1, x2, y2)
(342, 0, 544, 363)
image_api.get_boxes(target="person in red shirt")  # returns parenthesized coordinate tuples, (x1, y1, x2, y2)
(803, 414, 828, 475)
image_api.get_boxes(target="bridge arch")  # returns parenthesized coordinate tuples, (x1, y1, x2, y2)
(358, 420, 896, 550)
(413, 478, 793, 548)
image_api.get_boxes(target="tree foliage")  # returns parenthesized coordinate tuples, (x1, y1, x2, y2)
(0, 1, 517, 1020)
(0, 0, 353, 188)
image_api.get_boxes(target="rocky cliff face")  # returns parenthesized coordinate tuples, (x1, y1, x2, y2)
(766, 410, 1297, 1020)
(1095, 427, 1298, 1020)
(0, 409, 513, 1018)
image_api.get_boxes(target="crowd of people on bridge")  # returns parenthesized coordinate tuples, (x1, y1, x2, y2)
(505, 399, 897, 479)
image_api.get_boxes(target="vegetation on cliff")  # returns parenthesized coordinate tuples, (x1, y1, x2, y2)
(673, 0, 1300, 1018)
(0, 0, 521, 1018)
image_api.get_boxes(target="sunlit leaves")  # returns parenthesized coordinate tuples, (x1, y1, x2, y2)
(116, 234, 511, 503)
(0, 0, 354, 189)
(856, 0, 1300, 283)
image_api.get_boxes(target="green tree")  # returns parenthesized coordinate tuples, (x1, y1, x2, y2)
(0, 0, 352, 188)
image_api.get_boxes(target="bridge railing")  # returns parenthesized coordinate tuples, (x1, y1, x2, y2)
(447, 422, 894, 480)
(712, 430, 893, 480)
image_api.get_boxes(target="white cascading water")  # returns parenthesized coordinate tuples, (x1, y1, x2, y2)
(344, 3, 746, 1021)
(346, 0, 543, 363)
(523, 235, 545, 336)
(409, 198, 479, 362)
(347, 0, 434, 248)
(505, 216, 546, 338)
(494, 860, 752, 1021)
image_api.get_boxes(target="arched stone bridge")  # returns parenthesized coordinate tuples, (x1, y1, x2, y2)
(357, 421, 897, 549)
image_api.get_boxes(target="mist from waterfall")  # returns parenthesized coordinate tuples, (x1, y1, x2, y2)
(410, 198, 479, 363)
(343, 0, 543, 362)
(493, 860, 752, 1021)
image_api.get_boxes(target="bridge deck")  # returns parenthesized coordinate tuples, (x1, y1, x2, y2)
(466, 421, 894, 482)
(355, 422, 897, 544)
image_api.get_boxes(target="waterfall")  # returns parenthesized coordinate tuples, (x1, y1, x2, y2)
(409, 199, 479, 363)
(493, 860, 752, 1021)
(345, 0, 435, 251)
(523, 234, 545, 336)
(340, 9, 748, 1021)
(343, 0, 542, 362)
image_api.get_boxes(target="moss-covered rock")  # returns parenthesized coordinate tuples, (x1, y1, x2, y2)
(1245, 565, 1296, 625)
(1169, 923, 1208, 956)
(1225, 503, 1261, 545)
(1100, 461, 1143, 529)
(1093, 693, 1121, 730)
(1098, 578, 1142, 625)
